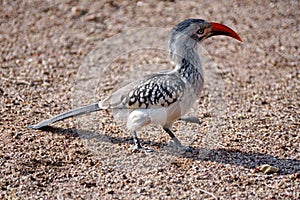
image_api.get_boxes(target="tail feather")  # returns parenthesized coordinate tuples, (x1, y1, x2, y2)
(29, 102, 102, 129)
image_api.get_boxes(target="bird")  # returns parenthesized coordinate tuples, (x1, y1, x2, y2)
(29, 19, 242, 152)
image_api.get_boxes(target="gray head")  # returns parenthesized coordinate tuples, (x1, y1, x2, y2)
(169, 19, 210, 45)
(168, 19, 242, 58)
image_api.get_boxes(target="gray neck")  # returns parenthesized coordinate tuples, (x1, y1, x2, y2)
(169, 35, 204, 84)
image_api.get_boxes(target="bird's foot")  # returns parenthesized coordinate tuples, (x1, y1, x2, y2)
(167, 141, 193, 152)
(176, 145, 193, 152)
(130, 145, 155, 153)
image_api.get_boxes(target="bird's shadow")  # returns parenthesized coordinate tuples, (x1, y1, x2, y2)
(40, 126, 299, 175)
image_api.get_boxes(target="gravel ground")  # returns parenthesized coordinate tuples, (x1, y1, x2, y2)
(0, 0, 299, 199)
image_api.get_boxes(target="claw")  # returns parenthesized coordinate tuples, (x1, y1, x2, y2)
(130, 145, 155, 153)
(167, 141, 193, 152)
(177, 145, 193, 152)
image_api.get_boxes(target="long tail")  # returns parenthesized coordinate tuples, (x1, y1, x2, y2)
(29, 102, 103, 129)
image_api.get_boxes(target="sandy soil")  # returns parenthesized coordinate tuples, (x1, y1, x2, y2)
(0, 0, 299, 199)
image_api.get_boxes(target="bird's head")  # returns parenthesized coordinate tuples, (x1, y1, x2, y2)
(169, 19, 242, 44)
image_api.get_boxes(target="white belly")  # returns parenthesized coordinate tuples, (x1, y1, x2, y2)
(125, 88, 197, 131)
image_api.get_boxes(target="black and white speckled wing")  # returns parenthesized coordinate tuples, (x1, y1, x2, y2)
(103, 73, 186, 109)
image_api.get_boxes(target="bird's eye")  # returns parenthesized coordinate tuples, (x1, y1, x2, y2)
(197, 29, 204, 34)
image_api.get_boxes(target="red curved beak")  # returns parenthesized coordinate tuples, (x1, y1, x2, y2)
(209, 22, 242, 42)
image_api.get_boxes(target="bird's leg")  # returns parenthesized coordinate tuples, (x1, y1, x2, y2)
(163, 127, 192, 152)
(131, 131, 154, 153)
(163, 127, 182, 146)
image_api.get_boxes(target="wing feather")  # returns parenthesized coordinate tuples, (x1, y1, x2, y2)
(103, 73, 186, 109)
